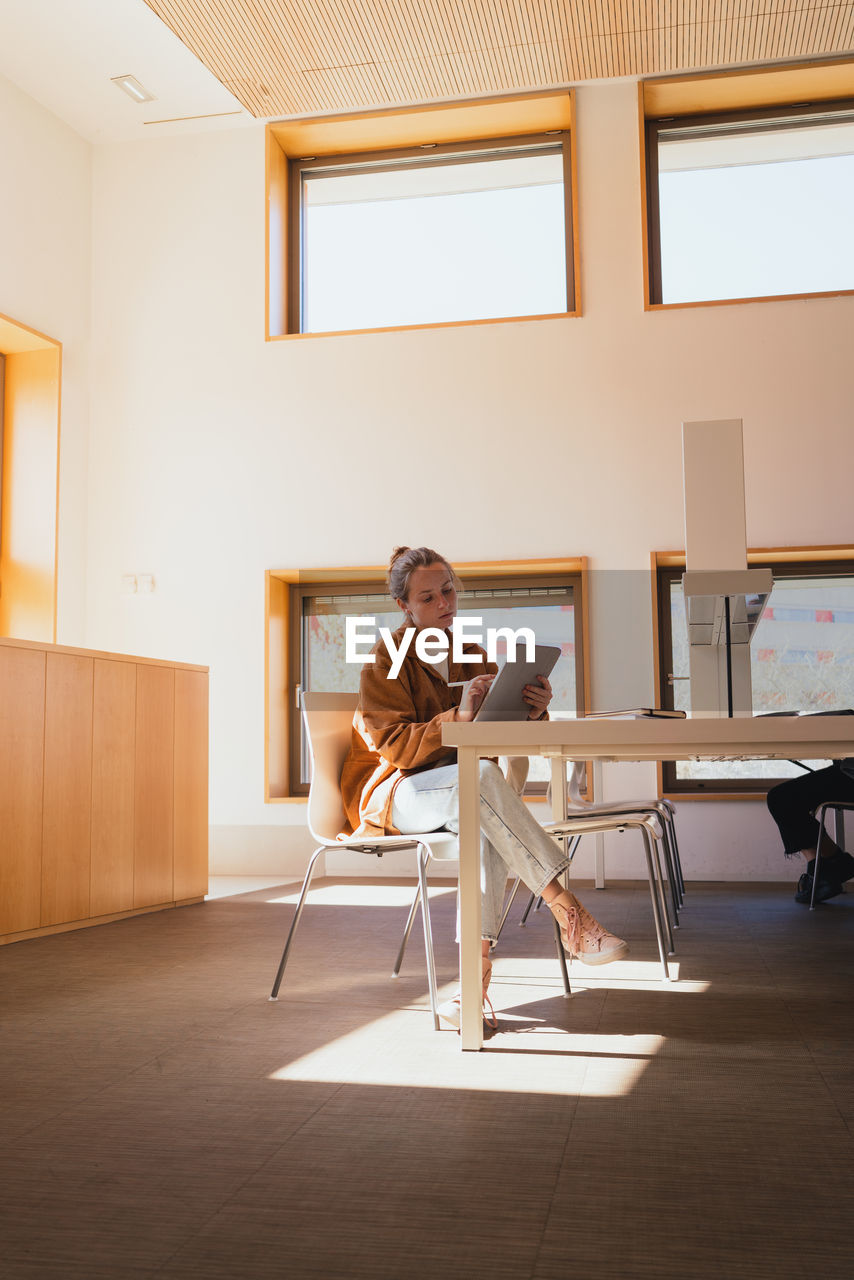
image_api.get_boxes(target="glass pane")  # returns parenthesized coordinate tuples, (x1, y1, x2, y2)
(300, 589, 576, 784)
(657, 115, 854, 303)
(670, 575, 854, 781)
(301, 148, 567, 331)
(455, 599, 576, 785)
(300, 594, 400, 784)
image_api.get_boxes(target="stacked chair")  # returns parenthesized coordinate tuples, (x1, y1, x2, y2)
(497, 761, 685, 985)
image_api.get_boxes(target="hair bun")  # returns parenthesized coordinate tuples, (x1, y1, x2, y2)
(390, 545, 410, 566)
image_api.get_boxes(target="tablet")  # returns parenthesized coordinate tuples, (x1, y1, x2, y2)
(474, 644, 561, 722)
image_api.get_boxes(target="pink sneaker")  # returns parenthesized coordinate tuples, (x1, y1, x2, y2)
(547, 891, 629, 966)
(438, 956, 498, 1029)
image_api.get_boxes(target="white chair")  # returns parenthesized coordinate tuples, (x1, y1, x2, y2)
(560, 761, 685, 921)
(810, 799, 854, 910)
(268, 692, 457, 1029)
(497, 763, 678, 982)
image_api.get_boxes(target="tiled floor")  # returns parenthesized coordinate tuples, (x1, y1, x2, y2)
(2, 877, 854, 1278)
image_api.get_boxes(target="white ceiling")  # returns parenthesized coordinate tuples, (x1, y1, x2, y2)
(0, 0, 252, 142)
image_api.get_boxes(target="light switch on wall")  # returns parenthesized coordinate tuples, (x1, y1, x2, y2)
(121, 574, 137, 594)
(138, 574, 155, 593)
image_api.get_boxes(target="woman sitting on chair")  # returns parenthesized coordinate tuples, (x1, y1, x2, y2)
(340, 545, 628, 1028)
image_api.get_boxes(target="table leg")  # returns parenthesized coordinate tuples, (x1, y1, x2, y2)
(458, 746, 484, 1051)
(550, 756, 568, 824)
(593, 761, 605, 888)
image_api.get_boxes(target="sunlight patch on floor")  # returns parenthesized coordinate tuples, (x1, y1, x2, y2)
(207, 875, 300, 900)
(266, 883, 456, 907)
(490, 956, 708, 990)
(269, 1005, 665, 1096)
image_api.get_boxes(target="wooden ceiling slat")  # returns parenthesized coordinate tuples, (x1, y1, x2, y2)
(814, 2, 838, 56)
(211, 0, 312, 112)
(832, 1, 853, 51)
(480, 0, 518, 85)
(584, 0, 604, 78)
(466, 0, 507, 94)
(365, 1, 426, 103)
(551, 0, 577, 73)
(253, 1, 327, 108)
(653, 0, 667, 80)
(784, 5, 804, 59)
(524, 0, 556, 85)
(525, 1, 556, 82)
(569, 1, 590, 76)
(769, 4, 791, 60)
(537, 0, 565, 79)
(282, 0, 345, 71)
(841, 5, 854, 49)
(143, 1, 854, 118)
(831, 3, 853, 52)
(718, 0, 730, 61)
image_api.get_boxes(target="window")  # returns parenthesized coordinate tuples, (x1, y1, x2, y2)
(266, 560, 587, 800)
(0, 314, 61, 643)
(646, 99, 854, 306)
(265, 91, 579, 339)
(654, 552, 854, 794)
(289, 136, 573, 333)
(0, 352, 5, 549)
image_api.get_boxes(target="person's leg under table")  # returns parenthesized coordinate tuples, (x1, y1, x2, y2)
(767, 763, 854, 902)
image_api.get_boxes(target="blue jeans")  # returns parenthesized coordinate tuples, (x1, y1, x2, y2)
(391, 759, 571, 942)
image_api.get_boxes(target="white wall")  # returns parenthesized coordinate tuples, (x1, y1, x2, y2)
(0, 73, 91, 641)
(82, 79, 854, 880)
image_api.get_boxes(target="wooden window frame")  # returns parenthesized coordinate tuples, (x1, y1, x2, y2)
(639, 57, 854, 312)
(266, 557, 590, 802)
(286, 133, 576, 336)
(645, 97, 854, 308)
(0, 311, 61, 644)
(651, 547, 854, 798)
(265, 90, 580, 340)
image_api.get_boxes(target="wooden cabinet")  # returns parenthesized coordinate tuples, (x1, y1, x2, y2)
(0, 646, 45, 935)
(41, 653, 94, 926)
(134, 664, 175, 909)
(173, 668, 209, 902)
(0, 638, 208, 945)
(90, 658, 136, 917)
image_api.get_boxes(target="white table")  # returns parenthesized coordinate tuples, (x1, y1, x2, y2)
(442, 715, 854, 1050)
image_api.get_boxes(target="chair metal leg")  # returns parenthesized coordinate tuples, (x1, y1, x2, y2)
(663, 804, 686, 902)
(392, 856, 431, 977)
(553, 914, 572, 995)
(520, 890, 538, 925)
(660, 822, 681, 927)
(416, 844, 441, 1030)
(494, 875, 523, 942)
(640, 825, 671, 980)
(648, 829, 675, 955)
(665, 819, 684, 911)
(650, 816, 678, 932)
(268, 846, 325, 1000)
(810, 806, 830, 911)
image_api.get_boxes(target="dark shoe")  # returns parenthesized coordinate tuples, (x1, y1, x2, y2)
(818, 850, 854, 884)
(794, 871, 842, 905)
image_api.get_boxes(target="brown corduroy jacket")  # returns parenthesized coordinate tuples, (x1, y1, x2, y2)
(340, 624, 497, 838)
